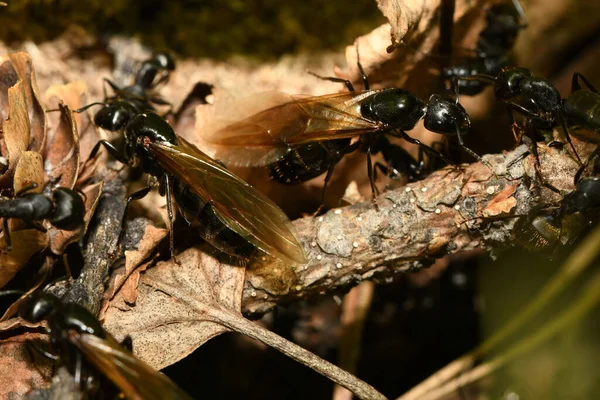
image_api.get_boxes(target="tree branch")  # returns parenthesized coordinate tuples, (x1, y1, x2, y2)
(242, 143, 583, 317)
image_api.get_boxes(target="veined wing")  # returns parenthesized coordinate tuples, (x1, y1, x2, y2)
(200, 90, 379, 167)
(70, 332, 193, 400)
(146, 136, 307, 265)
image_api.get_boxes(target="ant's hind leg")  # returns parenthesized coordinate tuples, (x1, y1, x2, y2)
(572, 72, 599, 94)
(308, 71, 355, 93)
(393, 130, 457, 168)
(575, 146, 600, 183)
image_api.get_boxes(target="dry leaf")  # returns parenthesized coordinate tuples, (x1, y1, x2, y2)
(338, 0, 493, 92)
(121, 258, 153, 305)
(43, 80, 101, 165)
(0, 229, 48, 288)
(48, 180, 103, 255)
(0, 79, 30, 187)
(0, 332, 50, 397)
(13, 150, 44, 195)
(43, 103, 80, 189)
(5, 52, 46, 153)
(103, 246, 244, 369)
(99, 224, 168, 318)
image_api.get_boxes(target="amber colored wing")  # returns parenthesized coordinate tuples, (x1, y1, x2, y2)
(200, 90, 379, 167)
(70, 332, 194, 400)
(147, 136, 308, 265)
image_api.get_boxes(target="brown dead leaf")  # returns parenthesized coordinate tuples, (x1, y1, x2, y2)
(121, 259, 154, 305)
(103, 246, 384, 399)
(99, 224, 168, 318)
(43, 80, 101, 165)
(0, 332, 50, 397)
(0, 60, 20, 126)
(483, 184, 518, 217)
(0, 79, 30, 187)
(13, 150, 44, 195)
(103, 246, 245, 369)
(0, 229, 48, 288)
(338, 0, 493, 92)
(48, 180, 103, 255)
(43, 103, 80, 189)
(5, 52, 46, 153)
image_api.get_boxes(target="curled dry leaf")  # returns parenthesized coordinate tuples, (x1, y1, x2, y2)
(103, 246, 244, 369)
(42, 103, 80, 189)
(0, 229, 48, 288)
(482, 184, 518, 217)
(103, 247, 385, 399)
(0, 332, 50, 397)
(13, 150, 44, 195)
(99, 224, 168, 319)
(43, 81, 102, 171)
(48, 180, 104, 255)
(0, 51, 46, 153)
(0, 79, 30, 187)
(338, 0, 493, 92)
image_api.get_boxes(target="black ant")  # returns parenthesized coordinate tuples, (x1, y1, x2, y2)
(0, 184, 85, 251)
(76, 52, 176, 132)
(441, 0, 528, 96)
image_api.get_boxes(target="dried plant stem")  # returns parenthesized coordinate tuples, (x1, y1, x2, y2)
(214, 306, 388, 400)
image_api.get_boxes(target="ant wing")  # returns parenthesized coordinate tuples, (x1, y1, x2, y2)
(70, 332, 193, 400)
(147, 137, 308, 265)
(199, 90, 378, 167)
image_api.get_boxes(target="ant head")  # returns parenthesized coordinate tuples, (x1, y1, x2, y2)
(50, 187, 85, 231)
(94, 101, 137, 131)
(423, 94, 471, 135)
(495, 67, 532, 98)
(19, 292, 60, 323)
(562, 177, 600, 214)
(126, 112, 177, 146)
(360, 88, 426, 130)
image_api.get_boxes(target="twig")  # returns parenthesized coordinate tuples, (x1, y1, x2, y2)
(242, 143, 582, 317)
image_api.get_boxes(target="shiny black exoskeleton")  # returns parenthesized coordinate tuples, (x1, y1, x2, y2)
(89, 113, 257, 262)
(515, 177, 600, 251)
(442, 0, 527, 96)
(79, 52, 175, 132)
(0, 186, 85, 251)
(455, 66, 581, 163)
(18, 291, 105, 389)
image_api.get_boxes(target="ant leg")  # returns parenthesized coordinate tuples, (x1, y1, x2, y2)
(354, 42, 370, 90)
(112, 186, 153, 257)
(3, 218, 11, 251)
(572, 72, 598, 94)
(26, 341, 59, 361)
(71, 102, 107, 114)
(15, 183, 39, 197)
(574, 146, 600, 183)
(365, 146, 379, 199)
(556, 112, 581, 163)
(391, 130, 457, 167)
(88, 140, 130, 165)
(103, 78, 120, 98)
(454, 129, 496, 175)
(163, 174, 178, 262)
(307, 71, 355, 93)
(23, 221, 47, 233)
(521, 136, 561, 193)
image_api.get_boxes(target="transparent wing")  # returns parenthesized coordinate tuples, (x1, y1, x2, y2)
(148, 137, 307, 265)
(71, 332, 193, 400)
(199, 90, 378, 166)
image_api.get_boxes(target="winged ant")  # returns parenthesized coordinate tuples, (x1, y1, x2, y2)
(6, 290, 193, 399)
